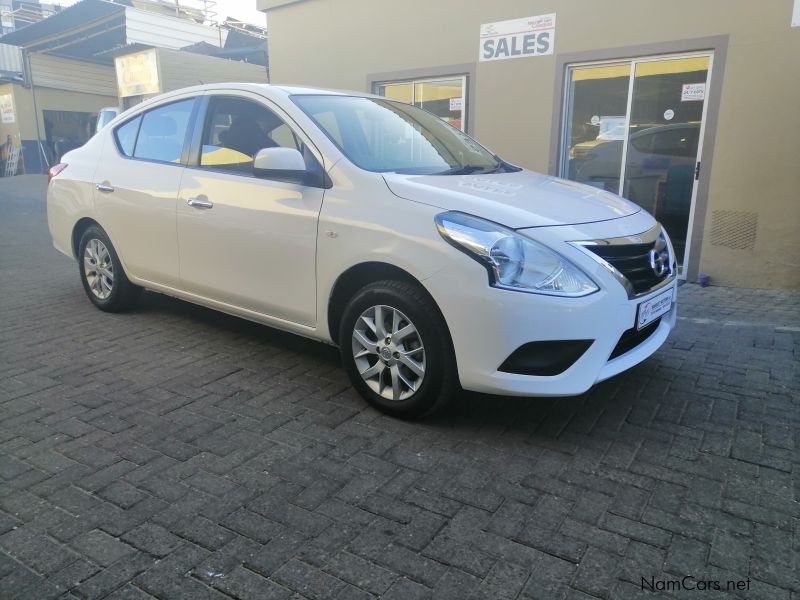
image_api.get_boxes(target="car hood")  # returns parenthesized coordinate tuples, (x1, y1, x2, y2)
(382, 169, 640, 229)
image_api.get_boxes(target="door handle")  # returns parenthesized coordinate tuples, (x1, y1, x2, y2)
(187, 197, 213, 209)
(96, 183, 114, 193)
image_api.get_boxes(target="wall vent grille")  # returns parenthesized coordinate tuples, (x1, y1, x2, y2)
(710, 210, 758, 250)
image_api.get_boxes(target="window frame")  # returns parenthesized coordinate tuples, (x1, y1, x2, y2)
(192, 94, 303, 177)
(186, 92, 328, 187)
(371, 74, 468, 133)
(111, 97, 199, 166)
(112, 114, 142, 158)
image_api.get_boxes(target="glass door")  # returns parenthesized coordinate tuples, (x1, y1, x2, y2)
(562, 54, 713, 275)
(563, 63, 631, 194)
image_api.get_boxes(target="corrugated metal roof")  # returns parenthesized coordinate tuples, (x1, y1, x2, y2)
(28, 53, 117, 96)
(124, 7, 226, 49)
(0, 43, 22, 73)
(0, 0, 125, 48)
(0, 0, 227, 64)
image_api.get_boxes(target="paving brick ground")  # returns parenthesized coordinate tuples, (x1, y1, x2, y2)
(1, 175, 798, 599)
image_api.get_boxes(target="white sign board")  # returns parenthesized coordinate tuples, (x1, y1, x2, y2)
(0, 94, 14, 124)
(793, 0, 800, 26)
(479, 14, 555, 62)
(449, 97, 463, 111)
(681, 83, 706, 102)
(115, 49, 161, 98)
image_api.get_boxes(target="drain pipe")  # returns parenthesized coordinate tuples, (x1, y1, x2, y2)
(22, 48, 49, 173)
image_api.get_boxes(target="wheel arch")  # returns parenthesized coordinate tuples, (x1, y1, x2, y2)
(71, 217, 102, 259)
(327, 261, 449, 346)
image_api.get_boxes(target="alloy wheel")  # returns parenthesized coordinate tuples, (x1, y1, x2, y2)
(351, 304, 426, 401)
(83, 238, 114, 300)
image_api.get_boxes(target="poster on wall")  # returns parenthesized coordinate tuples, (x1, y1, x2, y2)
(0, 94, 14, 124)
(479, 14, 556, 62)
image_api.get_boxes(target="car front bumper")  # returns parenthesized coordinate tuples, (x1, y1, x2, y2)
(423, 212, 678, 397)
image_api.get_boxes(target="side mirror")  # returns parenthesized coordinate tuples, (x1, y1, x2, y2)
(253, 147, 326, 187)
(254, 147, 306, 172)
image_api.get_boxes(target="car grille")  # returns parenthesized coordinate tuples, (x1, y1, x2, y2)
(609, 317, 661, 360)
(581, 227, 673, 295)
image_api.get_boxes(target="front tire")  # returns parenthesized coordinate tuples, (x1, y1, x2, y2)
(339, 280, 458, 418)
(78, 225, 141, 312)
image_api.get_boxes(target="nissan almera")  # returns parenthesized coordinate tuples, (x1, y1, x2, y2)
(47, 84, 677, 418)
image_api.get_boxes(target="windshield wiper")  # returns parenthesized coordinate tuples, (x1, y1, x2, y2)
(436, 163, 499, 176)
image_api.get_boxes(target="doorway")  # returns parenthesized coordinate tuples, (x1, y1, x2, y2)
(561, 53, 713, 276)
(42, 109, 96, 163)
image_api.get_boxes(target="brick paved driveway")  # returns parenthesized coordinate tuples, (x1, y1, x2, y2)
(1, 175, 798, 599)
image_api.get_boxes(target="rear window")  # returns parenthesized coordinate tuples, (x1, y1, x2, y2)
(112, 99, 195, 163)
(133, 99, 194, 163)
(114, 116, 141, 157)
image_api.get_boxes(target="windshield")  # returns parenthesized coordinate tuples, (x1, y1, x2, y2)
(292, 95, 512, 175)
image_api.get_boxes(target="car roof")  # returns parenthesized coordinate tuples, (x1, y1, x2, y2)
(163, 82, 381, 99)
(101, 83, 387, 134)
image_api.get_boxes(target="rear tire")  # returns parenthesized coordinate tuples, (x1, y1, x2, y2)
(78, 225, 141, 312)
(339, 279, 458, 418)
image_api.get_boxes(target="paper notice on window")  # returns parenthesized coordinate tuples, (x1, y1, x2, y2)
(681, 83, 706, 102)
(0, 94, 14, 124)
(449, 97, 463, 111)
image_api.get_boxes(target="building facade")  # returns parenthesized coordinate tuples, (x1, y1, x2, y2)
(0, 53, 117, 172)
(258, 0, 800, 289)
(0, 0, 268, 175)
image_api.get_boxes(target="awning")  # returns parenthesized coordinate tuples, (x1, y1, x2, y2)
(0, 0, 127, 64)
(0, 0, 227, 65)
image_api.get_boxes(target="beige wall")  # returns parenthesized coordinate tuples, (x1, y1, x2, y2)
(155, 48, 269, 92)
(11, 86, 117, 139)
(0, 82, 116, 174)
(1, 55, 118, 142)
(262, 0, 800, 288)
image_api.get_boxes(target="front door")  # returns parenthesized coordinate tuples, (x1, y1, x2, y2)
(176, 94, 324, 326)
(562, 54, 713, 275)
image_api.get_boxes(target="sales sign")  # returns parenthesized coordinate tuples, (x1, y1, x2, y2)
(681, 83, 706, 102)
(479, 14, 556, 62)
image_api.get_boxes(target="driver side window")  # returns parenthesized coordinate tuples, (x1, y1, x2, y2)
(199, 96, 303, 174)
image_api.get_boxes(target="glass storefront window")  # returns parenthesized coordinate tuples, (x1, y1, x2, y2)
(375, 75, 467, 132)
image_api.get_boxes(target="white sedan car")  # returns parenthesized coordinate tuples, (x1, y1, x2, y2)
(47, 84, 677, 418)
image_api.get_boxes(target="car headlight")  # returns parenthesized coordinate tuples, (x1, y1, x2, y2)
(435, 211, 598, 297)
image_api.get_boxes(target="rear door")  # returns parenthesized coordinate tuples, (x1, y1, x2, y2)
(93, 97, 197, 287)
